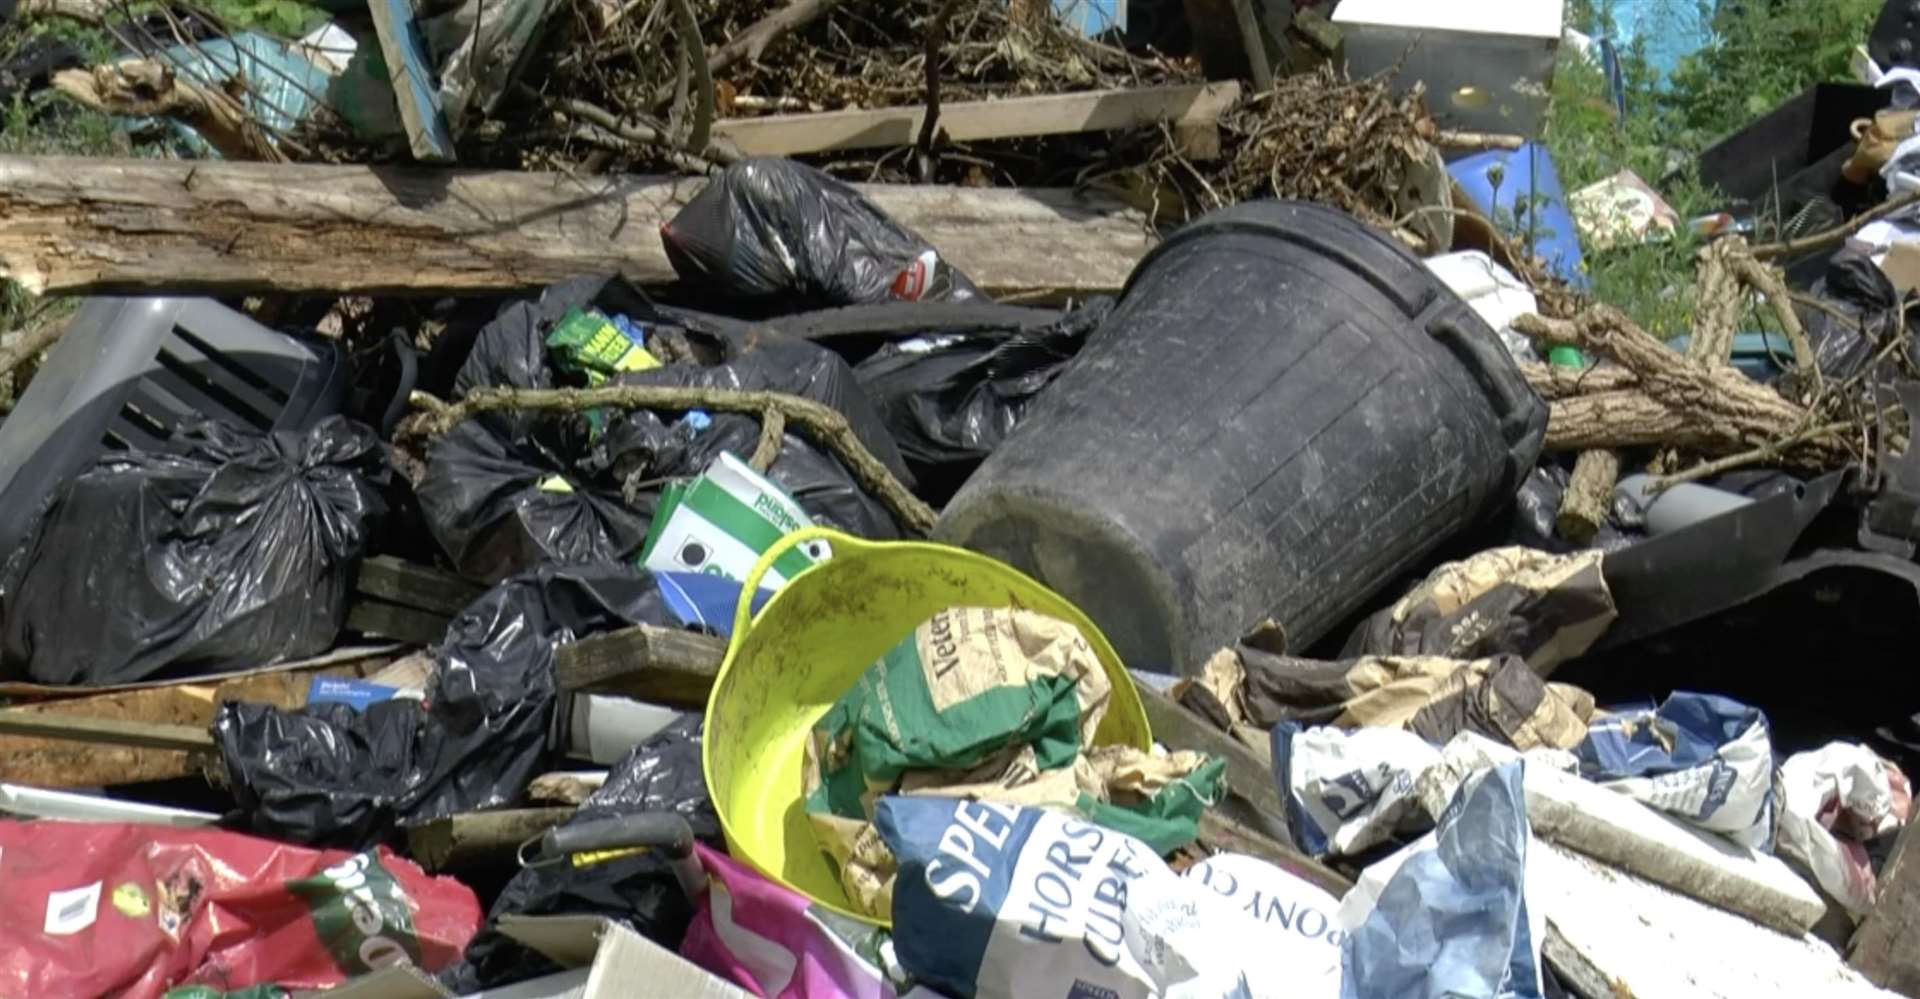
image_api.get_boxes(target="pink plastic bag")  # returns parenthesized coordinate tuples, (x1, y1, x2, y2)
(681, 844, 892, 999)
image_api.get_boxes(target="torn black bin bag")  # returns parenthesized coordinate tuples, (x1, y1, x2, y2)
(212, 562, 678, 847)
(438, 714, 717, 992)
(852, 298, 1111, 500)
(661, 157, 982, 311)
(1804, 250, 1920, 380)
(417, 416, 653, 582)
(1, 417, 385, 686)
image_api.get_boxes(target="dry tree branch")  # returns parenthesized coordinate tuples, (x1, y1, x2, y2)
(54, 60, 286, 162)
(709, 0, 842, 74)
(667, 0, 712, 154)
(1750, 189, 1920, 261)
(407, 385, 936, 533)
(750, 408, 786, 472)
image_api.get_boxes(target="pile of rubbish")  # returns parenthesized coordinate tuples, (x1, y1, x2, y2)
(9, 0, 1920, 997)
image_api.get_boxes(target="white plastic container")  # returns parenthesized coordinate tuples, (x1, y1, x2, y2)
(1333, 0, 1562, 138)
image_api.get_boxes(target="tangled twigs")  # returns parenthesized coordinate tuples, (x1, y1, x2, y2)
(1140, 66, 1434, 230)
(406, 386, 937, 533)
(1650, 421, 1857, 489)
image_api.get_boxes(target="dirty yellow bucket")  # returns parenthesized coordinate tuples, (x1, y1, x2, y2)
(701, 526, 1153, 926)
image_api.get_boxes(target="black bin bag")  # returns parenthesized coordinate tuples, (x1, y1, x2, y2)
(662, 158, 982, 310)
(418, 279, 659, 582)
(1, 417, 386, 686)
(418, 417, 653, 583)
(421, 277, 912, 579)
(438, 714, 717, 992)
(213, 562, 680, 848)
(852, 298, 1110, 501)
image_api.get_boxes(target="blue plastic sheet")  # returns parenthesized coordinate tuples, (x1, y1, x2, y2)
(1050, 0, 1124, 37)
(1341, 761, 1543, 999)
(652, 570, 773, 637)
(1449, 144, 1590, 291)
(149, 33, 334, 157)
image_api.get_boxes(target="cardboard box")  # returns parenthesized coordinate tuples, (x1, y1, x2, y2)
(1333, 0, 1561, 138)
(307, 915, 751, 999)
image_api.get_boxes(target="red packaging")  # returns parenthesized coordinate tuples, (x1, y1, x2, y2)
(0, 822, 482, 999)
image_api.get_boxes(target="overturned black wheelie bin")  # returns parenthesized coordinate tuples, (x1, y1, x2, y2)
(937, 200, 1549, 672)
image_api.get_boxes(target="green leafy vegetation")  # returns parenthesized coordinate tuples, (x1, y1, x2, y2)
(192, 0, 329, 38)
(1543, 0, 1882, 334)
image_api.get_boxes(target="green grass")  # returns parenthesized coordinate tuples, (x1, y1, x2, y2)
(1543, 38, 1713, 336)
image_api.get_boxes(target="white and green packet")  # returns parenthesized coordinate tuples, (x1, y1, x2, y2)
(640, 451, 831, 588)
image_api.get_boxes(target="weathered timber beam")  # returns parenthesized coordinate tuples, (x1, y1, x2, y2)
(0, 156, 1152, 301)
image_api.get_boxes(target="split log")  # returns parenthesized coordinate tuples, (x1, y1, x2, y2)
(0, 710, 215, 752)
(1520, 361, 1637, 400)
(18, 0, 111, 22)
(1545, 390, 1694, 451)
(0, 312, 69, 380)
(530, 771, 608, 805)
(1692, 237, 1743, 368)
(1432, 130, 1527, 151)
(1556, 448, 1619, 545)
(0, 156, 1151, 301)
(1520, 308, 1851, 468)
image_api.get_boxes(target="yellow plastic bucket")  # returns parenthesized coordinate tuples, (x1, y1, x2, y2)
(701, 526, 1153, 926)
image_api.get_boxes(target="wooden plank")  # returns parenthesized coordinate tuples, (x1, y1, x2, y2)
(0, 655, 386, 787)
(367, 0, 454, 162)
(347, 599, 457, 646)
(355, 557, 485, 616)
(712, 83, 1242, 158)
(1849, 811, 1920, 993)
(407, 807, 576, 870)
(0, 157, 1153, 302)
(1138, 684, 1293, 845)
(552, 625, 728, 707)
(1534, 842, 1896, 999)
(1524, 763, 1824, 934)
(0, 644, 398, 699)
(0, 709, 215, 752)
